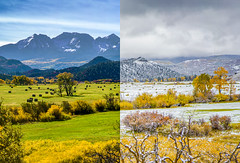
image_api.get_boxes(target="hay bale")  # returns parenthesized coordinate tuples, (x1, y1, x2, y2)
(25, 89, 28, 91)
(39, 94, 42, 97)
(32, 94, 36, 97)
(45, 92, 48, 94)
(102, 89, 104, 91)
(8, 91, 11, 93)
(110, 88, 112, 90)
(27, 99, 33, 102)
(34, 99, 38, 102)
(116, 93, 119, 96)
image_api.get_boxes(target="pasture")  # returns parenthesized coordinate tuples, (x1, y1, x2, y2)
(21, 111, 120, 142)
(0, 83, 120, 106)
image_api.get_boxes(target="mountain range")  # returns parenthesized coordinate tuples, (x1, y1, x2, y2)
(121, 55, 240, 82)
(161, 55, 240, 76)
(0, 32, 120, 69)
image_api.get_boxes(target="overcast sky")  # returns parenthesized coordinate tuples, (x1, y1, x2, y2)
(0, 0, 119, 46)
(121, 0, 240, 59)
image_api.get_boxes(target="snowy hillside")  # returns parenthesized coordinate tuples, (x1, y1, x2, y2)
(120, 57, 182, 82)
(165, 55, 240, 76)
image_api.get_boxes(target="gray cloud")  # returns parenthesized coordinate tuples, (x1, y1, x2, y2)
(121, 0, 240, 59)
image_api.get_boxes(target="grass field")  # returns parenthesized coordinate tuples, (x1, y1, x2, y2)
(19, 111, 119, 142)
(0, 83, 120, 106)
(1, 83, 120, 162)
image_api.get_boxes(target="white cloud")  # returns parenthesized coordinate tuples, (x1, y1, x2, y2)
(0, 17, 119, 32)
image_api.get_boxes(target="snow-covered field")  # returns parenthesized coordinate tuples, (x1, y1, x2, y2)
(120, 82, 240, 101)
(120, 82, 240, 132)
(121, 102, 240, 133)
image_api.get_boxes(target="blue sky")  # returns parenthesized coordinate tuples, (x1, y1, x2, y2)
(0, 0, 120, 46)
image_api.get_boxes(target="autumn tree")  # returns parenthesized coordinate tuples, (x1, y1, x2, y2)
(181, 76, 186, 81)
(56, 72, 76, 96)
(5, 79, 11, 84)
(133, 79, 139, 82)
(192, 73, 213, 101)
(212, 67, 228, 94)
(0, 79, 5, 85)
(11, 75, 33, 85)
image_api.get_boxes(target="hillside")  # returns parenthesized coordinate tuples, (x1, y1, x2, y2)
(120, 57, 182, 82)
(165, 55, 240, 76)
(24, 56, 120, 81)
(0, 56, 31, 74)
(0, 32, 120, 69)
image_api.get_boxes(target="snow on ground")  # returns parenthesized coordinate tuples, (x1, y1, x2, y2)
(121, 102, 240, 133)
(120, 82, 240, 101)
(120, 82, 240, 132)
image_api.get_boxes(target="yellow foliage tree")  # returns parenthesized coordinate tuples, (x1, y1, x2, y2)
(0, 79, 5, 84)
(181, 76, 185, 81)
(192, 73, 213, 100)
(212, 67, 228, 94)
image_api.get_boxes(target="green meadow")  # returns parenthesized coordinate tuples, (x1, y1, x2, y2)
(0, 83, 120, 106)
(20, 111, 120, 142)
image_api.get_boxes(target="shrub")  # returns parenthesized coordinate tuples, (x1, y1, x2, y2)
(210, 115, 231, 130)
(71, 100, 95, 115)
(152, 95, 167, 108)
(37, 101, 53, 113)
(94, 100, 107, 112)
(47, 105, 63, 120)
(103, 93, 120, 111)
(213, 94, 229, 102)
(120, 101, 133, 110)
(61, 101, 72, 113)
(0, 104, 23, 162)
(219, 116, 231, 130)
(21, 103, 39, 120)
(122, 111, 172, 132)
(8, 107, 33, 124)
(21, 101, 55, 121)
(39, 112, 55, 122)
(189, 123, 212, 136)
(47, 105, 71, 121)
(177, 94, 194, 106)
(133, 93, 153, 109)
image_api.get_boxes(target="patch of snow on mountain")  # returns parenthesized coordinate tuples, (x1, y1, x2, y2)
(64, 49, 76, 52)
(70, 38, 76, 44)
(234, 65, 240, 70)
